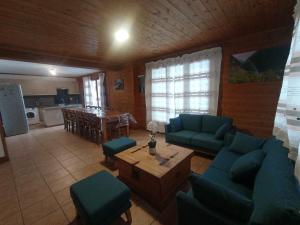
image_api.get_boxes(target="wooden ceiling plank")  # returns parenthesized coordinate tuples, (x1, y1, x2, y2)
(0, 0, 295, 64)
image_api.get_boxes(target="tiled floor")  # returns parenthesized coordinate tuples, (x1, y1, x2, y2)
(0, 126, 212, 225)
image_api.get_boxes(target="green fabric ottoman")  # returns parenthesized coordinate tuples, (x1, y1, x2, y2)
(102, 136, 136, 157)
(70, 171, 132, 225)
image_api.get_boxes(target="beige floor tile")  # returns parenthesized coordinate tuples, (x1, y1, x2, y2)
(12, 164, 37, 178)
(71, 165, 98, 180)
(0, 180, 17, 201)
(59, 157, 82, 167)
(4, 126, 213, 225)
(38, 163, 63, 176)
(18, 186, 52, 209)
(48, 174, 76, 193)
(32, 209, 68, 225)
(16, 178, 48, 196)
(0, 211, 23, 225)
(129, 204, 157, 225)
(54, 188, 72, 206)
(35, 158, 59, 168)
(64, 161, 87, 173)
(14, 171, 42, 187)
(43, 168, 70, 184)
(22, 195, 60, 225)
(54, 152, 76, 162)
(62, 202, 77, 222)
(0, 196, 20, 220)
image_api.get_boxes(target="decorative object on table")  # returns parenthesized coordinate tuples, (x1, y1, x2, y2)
(147, 121, 158, 155)
(229, 44, 290, 83)
(114, 78, 124, 90)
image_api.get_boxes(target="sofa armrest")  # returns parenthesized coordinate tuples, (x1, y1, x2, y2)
(165, 124, 172, 133)
(224, 133, 235, 146)
(177, 191, 243, 225)
(177, 191, 207, 225)
(189, 173, 253, 221)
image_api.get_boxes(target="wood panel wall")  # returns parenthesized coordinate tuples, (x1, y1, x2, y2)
(219, 27, 292, 137)
(130, 27, 292, 137)
(78, 27, 292, 136)
(132, 63, 147, 129)
(106, 65, 135, 115)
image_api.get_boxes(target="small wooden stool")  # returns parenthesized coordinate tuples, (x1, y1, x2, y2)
(70, 171, 132, 225)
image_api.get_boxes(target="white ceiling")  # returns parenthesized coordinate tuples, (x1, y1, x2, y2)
(0, 59, 100, 77)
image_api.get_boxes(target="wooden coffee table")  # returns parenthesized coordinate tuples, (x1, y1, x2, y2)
(115, 143, 194, 210)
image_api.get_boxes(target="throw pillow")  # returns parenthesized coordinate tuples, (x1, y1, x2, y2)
(189, 173, 253, 221)
(215, 123, 231, 140)
(169, 117, 182, 132)
(230, 149, 265, 185)
(229, 132, 265, 154)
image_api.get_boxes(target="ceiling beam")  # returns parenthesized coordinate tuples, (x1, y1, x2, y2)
(0, 47, 107, 69)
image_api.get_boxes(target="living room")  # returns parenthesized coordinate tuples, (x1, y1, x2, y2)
(0, 1, 299, 225)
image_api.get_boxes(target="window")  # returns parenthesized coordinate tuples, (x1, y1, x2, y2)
(83, 73, 105, 108)
(145, 47, 222, 130)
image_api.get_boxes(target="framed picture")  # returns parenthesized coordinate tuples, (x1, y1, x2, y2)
(114, 78, 124, 90)
(229, 44, 290, 83)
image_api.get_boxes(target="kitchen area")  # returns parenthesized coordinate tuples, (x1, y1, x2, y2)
(2, 74, 83, 128)
(0, 59, 99, 162)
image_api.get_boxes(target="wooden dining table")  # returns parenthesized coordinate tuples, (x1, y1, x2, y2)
(69, 107, 135, 142)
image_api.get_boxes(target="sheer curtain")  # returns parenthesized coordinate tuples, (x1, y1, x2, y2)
(83, 72, 105, 108)
(273, 0, 300, 179)
(145, 47, 222, 132)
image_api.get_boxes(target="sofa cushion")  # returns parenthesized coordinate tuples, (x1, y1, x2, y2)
(251, 145, 300, 225)
(169, 117, 183, 132)
(166, 130, 198, 145)
(202, 115, 233, 134)
(215, 123, 231, 140)
(189, 173, 253, 221)
(262, 137, 283, 154)
(229, 132, 264, 154)
(211, 147, 241, 172)
(190, 133, 224, 152)
(230, 149, 265, 185)
(203, 167, 253, 198)
(179, 114, 202, 132)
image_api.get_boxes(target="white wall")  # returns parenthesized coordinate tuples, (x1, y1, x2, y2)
(0, 74, 79, 95)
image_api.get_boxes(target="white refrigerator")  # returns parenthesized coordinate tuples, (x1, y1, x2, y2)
(0, 84, 29, 136)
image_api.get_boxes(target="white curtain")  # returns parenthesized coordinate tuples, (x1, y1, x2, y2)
(83, 72, 105, 108)
(273, 0, 300, 179)
(145, 47, 222, 132)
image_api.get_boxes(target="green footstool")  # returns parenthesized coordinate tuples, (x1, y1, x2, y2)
(102, 137, 136, 161)
(70, 171, 132, 225)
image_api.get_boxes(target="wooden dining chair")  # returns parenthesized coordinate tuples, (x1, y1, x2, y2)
(106, 116, 119, 140)
(69, 110, 77, 133)
(89, 117, 102, 144)
(115, 113, 130, 137)
(75, 111, 85, 136)
(62, 108, 69, 130)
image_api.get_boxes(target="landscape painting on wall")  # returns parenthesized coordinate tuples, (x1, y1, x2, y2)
(229, 44, 290, 83)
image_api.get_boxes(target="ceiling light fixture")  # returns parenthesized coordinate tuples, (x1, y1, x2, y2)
(49, 68, 57, 75)
(114, 28, 129, 43)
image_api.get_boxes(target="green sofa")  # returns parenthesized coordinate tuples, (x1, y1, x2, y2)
(176, 136, 300, 225)
(165, 114, 233, 153)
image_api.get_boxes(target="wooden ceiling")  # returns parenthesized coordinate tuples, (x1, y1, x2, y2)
(0, 0, 295, 68)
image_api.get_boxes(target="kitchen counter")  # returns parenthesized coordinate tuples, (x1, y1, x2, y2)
(40, 104, 82, 127)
